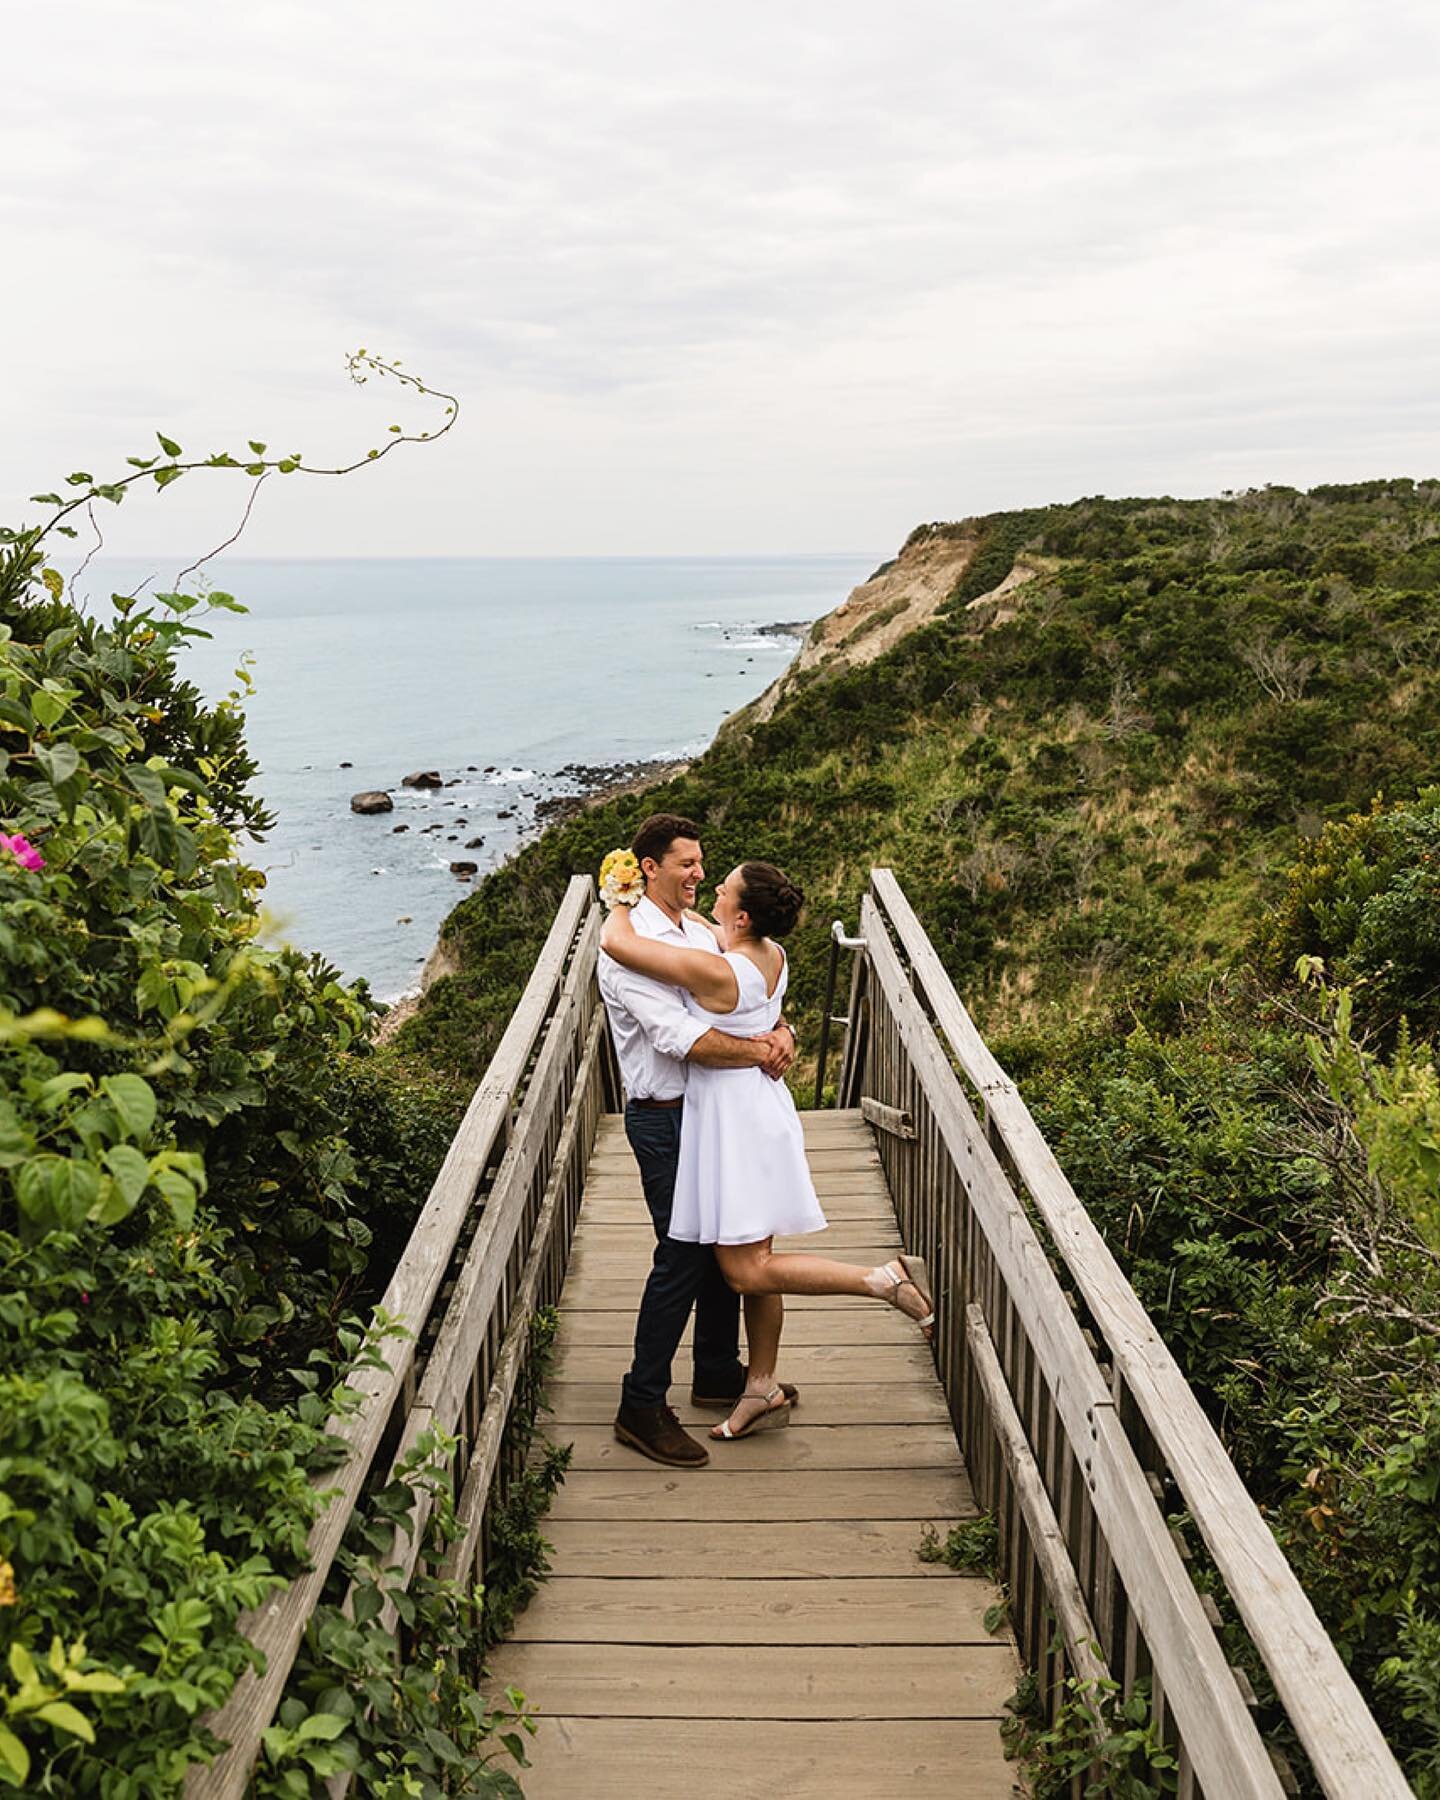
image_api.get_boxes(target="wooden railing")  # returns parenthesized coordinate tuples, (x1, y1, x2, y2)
(834, 869, 1410, 1800)
(192, 875, 614, 1797)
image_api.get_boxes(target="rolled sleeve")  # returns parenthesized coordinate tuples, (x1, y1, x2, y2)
(607, 964, 709, 1063)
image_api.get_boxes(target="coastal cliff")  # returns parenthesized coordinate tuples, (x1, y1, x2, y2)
(719, 523, 982, 733)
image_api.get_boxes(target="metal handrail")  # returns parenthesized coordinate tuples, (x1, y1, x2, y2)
(811, 917, 866, 1106)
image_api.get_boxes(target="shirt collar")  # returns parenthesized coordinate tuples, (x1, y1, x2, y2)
(634, 894, 688, 940)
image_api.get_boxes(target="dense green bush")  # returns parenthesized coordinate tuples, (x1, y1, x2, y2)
(1257, 790, 1440, 1040)
(0, 522, 471, 1791)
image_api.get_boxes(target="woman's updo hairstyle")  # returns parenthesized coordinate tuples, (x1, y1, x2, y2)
(738, 861, 806, 939)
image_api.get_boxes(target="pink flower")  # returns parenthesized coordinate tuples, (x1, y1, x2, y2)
(0, 832, 45, 872)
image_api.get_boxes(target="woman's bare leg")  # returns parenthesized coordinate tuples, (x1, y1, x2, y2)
(744, 1290, 785, 1380)
(712, 1286, 787, 1440)
(716, 1242, 933, 1325)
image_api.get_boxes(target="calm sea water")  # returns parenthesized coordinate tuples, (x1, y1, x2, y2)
(79, 556, 877, 999)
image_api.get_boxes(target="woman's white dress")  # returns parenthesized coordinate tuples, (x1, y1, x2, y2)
(669, 950, 828, 1245)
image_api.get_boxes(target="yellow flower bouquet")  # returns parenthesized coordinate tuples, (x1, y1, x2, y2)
(598, 847, 645, 909)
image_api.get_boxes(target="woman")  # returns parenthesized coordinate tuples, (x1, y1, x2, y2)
(601, 859, 935, 1442)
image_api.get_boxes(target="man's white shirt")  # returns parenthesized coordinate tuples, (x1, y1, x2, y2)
(597, 895, 722, 1100)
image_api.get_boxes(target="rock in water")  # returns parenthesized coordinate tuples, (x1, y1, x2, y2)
(450, 860, 479, 877)
(351, 791, 394, 815)
(403, 770, 444, 788)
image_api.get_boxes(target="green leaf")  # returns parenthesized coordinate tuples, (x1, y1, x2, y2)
(154, 466, 185, 489)
(38, 1072, 93, 1111)
(35, 740, 80, 787)
(102, 1073, 157, 1140)
(351, 1583, 383, 1626)
(156, 433, 183, 456)
(296, 1713, 347, 1742)
(17, 1156, 101, 1229)
(248, 440, 267, 455)
(153, 1168, 196, 1229)
(35, 1701, 95, 1743)
(102, 1144, 150, 1209)
(92, 1175, 135, 1226)
(29, 492, 63, 505)
(0, 1724, 30, 1783)
(8, 1643, 37, 1685)
(124, 764, 169, 811)
(0, 696, 33, 732)
(277, 459, 298, 473)
(31, 688, 65, 728)
(65, 471, 95, 487)
(153, 762, 210, 797)
(126, 455, 158, 470)
(62, 1670, 125, 1695)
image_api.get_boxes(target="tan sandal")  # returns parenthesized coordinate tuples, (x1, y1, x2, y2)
(711, 1383, 792, 1441)
(875, 1255, 936, 1339)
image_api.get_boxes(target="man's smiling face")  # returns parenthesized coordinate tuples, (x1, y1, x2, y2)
(642, 835, 704, 918)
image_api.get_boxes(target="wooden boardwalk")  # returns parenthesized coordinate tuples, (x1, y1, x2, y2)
(489, 1108, 1018, 1798)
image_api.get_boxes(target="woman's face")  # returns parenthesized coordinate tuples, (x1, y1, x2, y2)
(711, 865, 750, 945)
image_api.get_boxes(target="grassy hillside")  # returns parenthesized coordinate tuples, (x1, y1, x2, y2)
(396, 479, 1440, 1083)
(390, 478, 1440, 1786)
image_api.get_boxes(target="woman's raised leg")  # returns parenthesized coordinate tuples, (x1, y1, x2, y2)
(716, 1241, 934, 1335)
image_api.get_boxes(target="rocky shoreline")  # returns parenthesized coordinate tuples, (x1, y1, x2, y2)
(368, 749, 692, 1039)
(360, 614, 813, 1030)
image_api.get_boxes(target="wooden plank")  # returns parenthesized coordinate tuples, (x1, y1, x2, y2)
(559, 1423, 965, 1472)
(510, 1575, 996, 1643)
(547, 1468, 975, 1522)
(579, 1167, 893, 1192)
(555, 1308, 921, 1348)
(861, 1095, 917, 1138)
(860, 890, 1284, 1799)
(578, 1192, 896, 1222)
(189, 875, 596, 1800)
(505, 1717, 1014, 1798)
(539, 1518, 965, 1577)
(544, 1380, 952, 1426)
(553, 1343, 933, 1384)
(586, 1144, 880, 1173)
(488, 1642, 1015, 1718)
(871, 867, 1409, 1799)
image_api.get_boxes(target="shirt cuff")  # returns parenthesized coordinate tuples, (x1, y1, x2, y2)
(653, 1013, 711, 1063)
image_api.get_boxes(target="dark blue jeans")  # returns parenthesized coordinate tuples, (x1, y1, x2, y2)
(621, 1101, 744, 1409)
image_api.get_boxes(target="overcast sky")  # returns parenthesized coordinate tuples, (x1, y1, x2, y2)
(4, 0, 1438, 559)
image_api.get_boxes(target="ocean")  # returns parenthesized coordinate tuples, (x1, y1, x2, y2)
(80, 555, 877, 999)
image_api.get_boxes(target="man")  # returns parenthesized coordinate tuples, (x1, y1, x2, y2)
(599, 812, 800, 1468)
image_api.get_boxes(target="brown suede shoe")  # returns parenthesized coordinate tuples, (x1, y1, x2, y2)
(613, 1401, 710, 1468)
(691, 1366, 801, 1411)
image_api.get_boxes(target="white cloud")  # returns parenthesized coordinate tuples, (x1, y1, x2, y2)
(3, 0, 1438, 556)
